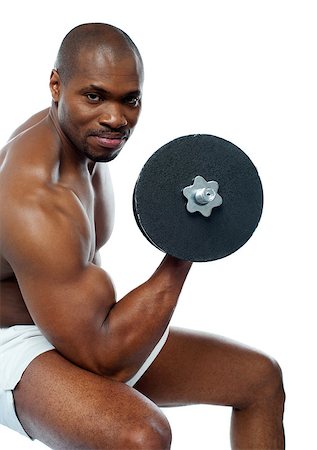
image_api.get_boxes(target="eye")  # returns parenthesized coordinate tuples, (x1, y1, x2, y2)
(125, 95, 141, 107)
(86, 93, 102, 103)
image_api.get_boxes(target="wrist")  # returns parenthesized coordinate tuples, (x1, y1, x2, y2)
(163, 254, 193, 272)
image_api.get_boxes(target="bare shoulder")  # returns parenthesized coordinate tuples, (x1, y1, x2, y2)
(0, 114, 93, 283)
(8, 107, 50, 141)
(0, 118, 84, 242)
(1, 178, 92, 273)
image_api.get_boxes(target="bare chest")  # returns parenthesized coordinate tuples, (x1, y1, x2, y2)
(72, 163, 114, 258)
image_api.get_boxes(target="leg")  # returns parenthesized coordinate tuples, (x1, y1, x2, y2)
(135, 327, 285, 450)
(13, 350, 171, 450)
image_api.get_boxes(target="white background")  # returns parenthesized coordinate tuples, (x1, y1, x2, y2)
(0, 1, 316, 449)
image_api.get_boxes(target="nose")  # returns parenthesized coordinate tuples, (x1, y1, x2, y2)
(98, 102, 128, 129)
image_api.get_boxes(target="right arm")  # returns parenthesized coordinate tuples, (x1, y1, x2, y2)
(1, 184, 191, 382)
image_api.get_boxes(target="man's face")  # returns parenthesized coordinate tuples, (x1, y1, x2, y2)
(51, 47, 143, 162)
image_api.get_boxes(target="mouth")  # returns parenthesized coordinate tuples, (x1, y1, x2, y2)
(89, 132, 128, 150)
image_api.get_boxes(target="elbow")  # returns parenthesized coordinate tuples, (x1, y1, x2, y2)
(90, 359, 138, 384)
(56, 340, 142, 384)
(104, 367, 136, 384)
(82, 343, 139, 383)
(57, 349, 132, 382)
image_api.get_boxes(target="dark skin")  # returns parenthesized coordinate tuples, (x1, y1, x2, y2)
(0, 36, 285, 449)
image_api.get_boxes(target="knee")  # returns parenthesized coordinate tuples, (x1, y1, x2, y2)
(122, 410, 172, 450)
(247, 353, 285, 408)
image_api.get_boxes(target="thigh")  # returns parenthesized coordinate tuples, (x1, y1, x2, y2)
(135, 327, 275, 408)
(13, 350, 166, 449)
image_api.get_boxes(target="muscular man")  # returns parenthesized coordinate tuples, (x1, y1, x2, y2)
(0, 23, 285, 449)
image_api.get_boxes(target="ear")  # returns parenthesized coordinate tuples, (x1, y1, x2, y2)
(49, 69, 61, 102)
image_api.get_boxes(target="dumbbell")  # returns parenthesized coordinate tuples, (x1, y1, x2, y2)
(133, 134, 263, 262)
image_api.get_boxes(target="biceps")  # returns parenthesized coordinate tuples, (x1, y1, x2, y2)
(16, 264, 116, 361)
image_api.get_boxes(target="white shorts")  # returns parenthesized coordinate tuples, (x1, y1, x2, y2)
(0, 325, 169, 439)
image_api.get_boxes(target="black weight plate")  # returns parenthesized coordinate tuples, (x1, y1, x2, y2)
(133, 134, 263, 262)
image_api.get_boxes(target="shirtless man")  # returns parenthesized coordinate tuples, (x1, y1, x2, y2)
(0, 23, 285, 449)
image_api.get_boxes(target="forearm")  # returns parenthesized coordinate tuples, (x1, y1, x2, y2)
(95, 255, 192, 381)
(30, 256, 191, 381)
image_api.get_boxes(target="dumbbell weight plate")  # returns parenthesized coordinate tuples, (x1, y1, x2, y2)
(133, 134, 263, 262)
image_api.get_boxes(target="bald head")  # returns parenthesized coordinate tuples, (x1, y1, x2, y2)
(55, 23, 143, 84)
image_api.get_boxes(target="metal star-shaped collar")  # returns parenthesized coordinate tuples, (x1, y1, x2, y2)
(182, 175, 223, 217)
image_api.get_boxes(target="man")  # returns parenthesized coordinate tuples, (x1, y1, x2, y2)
(0, 23, 285, 449)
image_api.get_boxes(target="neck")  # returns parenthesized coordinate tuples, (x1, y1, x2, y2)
(48, 103, 96, 175)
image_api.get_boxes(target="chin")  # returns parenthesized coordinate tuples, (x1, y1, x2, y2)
(83, 139, 125, 163)
(88, 149, 121, 163)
